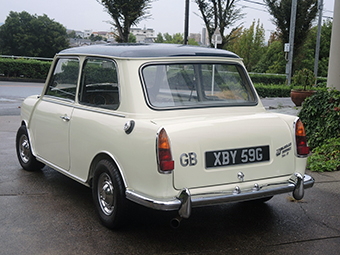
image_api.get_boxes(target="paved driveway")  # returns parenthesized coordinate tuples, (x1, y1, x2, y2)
(1, 81, 339, 254)
(1, 115, 340, 255)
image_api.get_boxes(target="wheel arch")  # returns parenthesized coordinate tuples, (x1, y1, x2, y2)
(19, 120, 37, 157)
(87, 152, 127, 189)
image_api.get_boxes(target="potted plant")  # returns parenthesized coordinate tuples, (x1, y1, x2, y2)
(290, 68, 317, 106)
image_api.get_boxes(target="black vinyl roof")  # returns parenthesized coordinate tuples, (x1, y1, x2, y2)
(59, 43, 239, 59)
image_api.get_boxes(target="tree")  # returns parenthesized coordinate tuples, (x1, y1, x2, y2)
(129, 33, 137, 43)
(254, 40, 286, 74)
(264, 0, 318, 71)
(97, 0, 152, 43)
(154, 32, 164, 43)
(67, 30, 77, 38)
(0, 11, 69, 57)
(297, 19, 332, 77)
(227, 20, 265, 72)
(90, 34, 104, 42)
(195, 0, 244, 48)
(154, 33, 199, 45)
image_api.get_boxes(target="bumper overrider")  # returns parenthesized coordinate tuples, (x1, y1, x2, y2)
(125, 173, 314, 219)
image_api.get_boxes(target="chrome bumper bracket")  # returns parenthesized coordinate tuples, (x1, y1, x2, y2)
(125, 174, 314, 219)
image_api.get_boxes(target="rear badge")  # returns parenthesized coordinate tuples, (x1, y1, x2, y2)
(180, 152, 198, 167)
(276, 142, 292, 158)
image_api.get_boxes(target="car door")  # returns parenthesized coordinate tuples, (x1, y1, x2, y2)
(30, 57, 79, 171)
(68, 57, 121, 180)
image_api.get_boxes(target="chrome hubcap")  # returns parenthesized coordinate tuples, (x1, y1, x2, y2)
(19, 135, 30, 164)
(98, 173, 115, 215)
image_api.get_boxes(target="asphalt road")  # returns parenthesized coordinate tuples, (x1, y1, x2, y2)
(1, 81, 340, 254)
(0, 81, 44, 116)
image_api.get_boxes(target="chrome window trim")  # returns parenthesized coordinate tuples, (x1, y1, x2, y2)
(78, 57, 121, 110)
(73, 104, 125, 118)
(41, 96, 75, 106)
(139, 60, 258, 111)
(42, 92, 125, 118)
(44, 57, 81, 101)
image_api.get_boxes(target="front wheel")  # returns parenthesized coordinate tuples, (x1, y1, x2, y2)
(16, 125, 45, 171)
(92, 159, 127, 229)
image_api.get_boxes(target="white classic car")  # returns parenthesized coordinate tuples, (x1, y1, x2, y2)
(16, 44, 314, 229)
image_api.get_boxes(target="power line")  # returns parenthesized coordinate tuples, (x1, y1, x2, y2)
(240, 5, 267, 13)
(239, 0, 268, 13)
(241, 0, 267, 7)
(239, 0, 333, 20)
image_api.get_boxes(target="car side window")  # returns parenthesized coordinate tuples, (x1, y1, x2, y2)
(79, 58, 119, 110)
(45, 58, 79, 101)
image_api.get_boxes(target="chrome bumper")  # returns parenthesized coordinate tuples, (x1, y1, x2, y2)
(125, 174, 314, 219)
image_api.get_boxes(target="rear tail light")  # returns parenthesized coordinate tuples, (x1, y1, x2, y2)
(295, 119, 309, 156)
(157, 128, 174, 173)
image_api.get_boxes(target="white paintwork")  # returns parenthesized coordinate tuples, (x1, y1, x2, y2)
(20, 49, 308, 205)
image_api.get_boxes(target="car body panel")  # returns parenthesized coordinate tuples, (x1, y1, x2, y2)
(29, 98, 73, 170)
(18, 44, 313, 221)
(152, 111, 296, 189)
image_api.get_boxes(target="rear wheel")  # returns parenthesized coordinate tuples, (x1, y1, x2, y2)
(16, 125, 45, 171)
(92, 159, 127, 229)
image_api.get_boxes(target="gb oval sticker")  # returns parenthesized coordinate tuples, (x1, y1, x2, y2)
(180, 152, 197, 167)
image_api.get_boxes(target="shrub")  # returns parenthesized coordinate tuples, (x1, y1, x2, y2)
(299, 89, 340, 172)
(291, 68, 316, 90)
(298, 89, 340, 150)
(249, 73, 286, 85)
(0, 58, 51, 80)
(254, 83, 292, 97)
(307, 137, 340, 172)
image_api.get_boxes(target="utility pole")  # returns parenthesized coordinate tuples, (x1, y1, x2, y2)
(286, 0, 297, 86)
(184, 0, 189, 45)
(314, 0, 323, 85)
(327, 0, 340, 91)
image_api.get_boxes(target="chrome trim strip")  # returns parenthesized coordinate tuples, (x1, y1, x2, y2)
(125, 189, 181, 211)
(36, 156, 89, 187)
(191, 174, 314, 208)
(41, 96, 74, 106)
(125, 174, 314, 217)
(73, 105, 126, 118)
(41, 96, 126, 118)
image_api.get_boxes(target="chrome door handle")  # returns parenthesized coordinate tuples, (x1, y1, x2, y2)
(60, 115, 70, 122)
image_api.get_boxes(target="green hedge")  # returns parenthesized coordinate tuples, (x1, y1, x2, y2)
(254, 83, 326, 98)
(249, 73, 327, 86)
(0, 58, 51, 80)
(298, 89, 340, 149)
(249, 73, 286, 85)
(253, 83, 293, 97)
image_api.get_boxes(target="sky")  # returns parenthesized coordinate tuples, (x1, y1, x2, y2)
(0, 0, 335, 41)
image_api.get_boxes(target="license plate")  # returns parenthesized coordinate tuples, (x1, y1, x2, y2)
(205, 145, 270, 168)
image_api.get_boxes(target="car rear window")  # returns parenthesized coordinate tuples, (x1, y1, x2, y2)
(141, 63, 257, 109)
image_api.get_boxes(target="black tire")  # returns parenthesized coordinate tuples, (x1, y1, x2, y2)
(92, 159, 127, 229)
(16, 125, 45, 171)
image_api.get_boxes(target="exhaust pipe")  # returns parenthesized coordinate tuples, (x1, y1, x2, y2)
(293, 173, 304, 200)
(170, 216, 182, 229)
